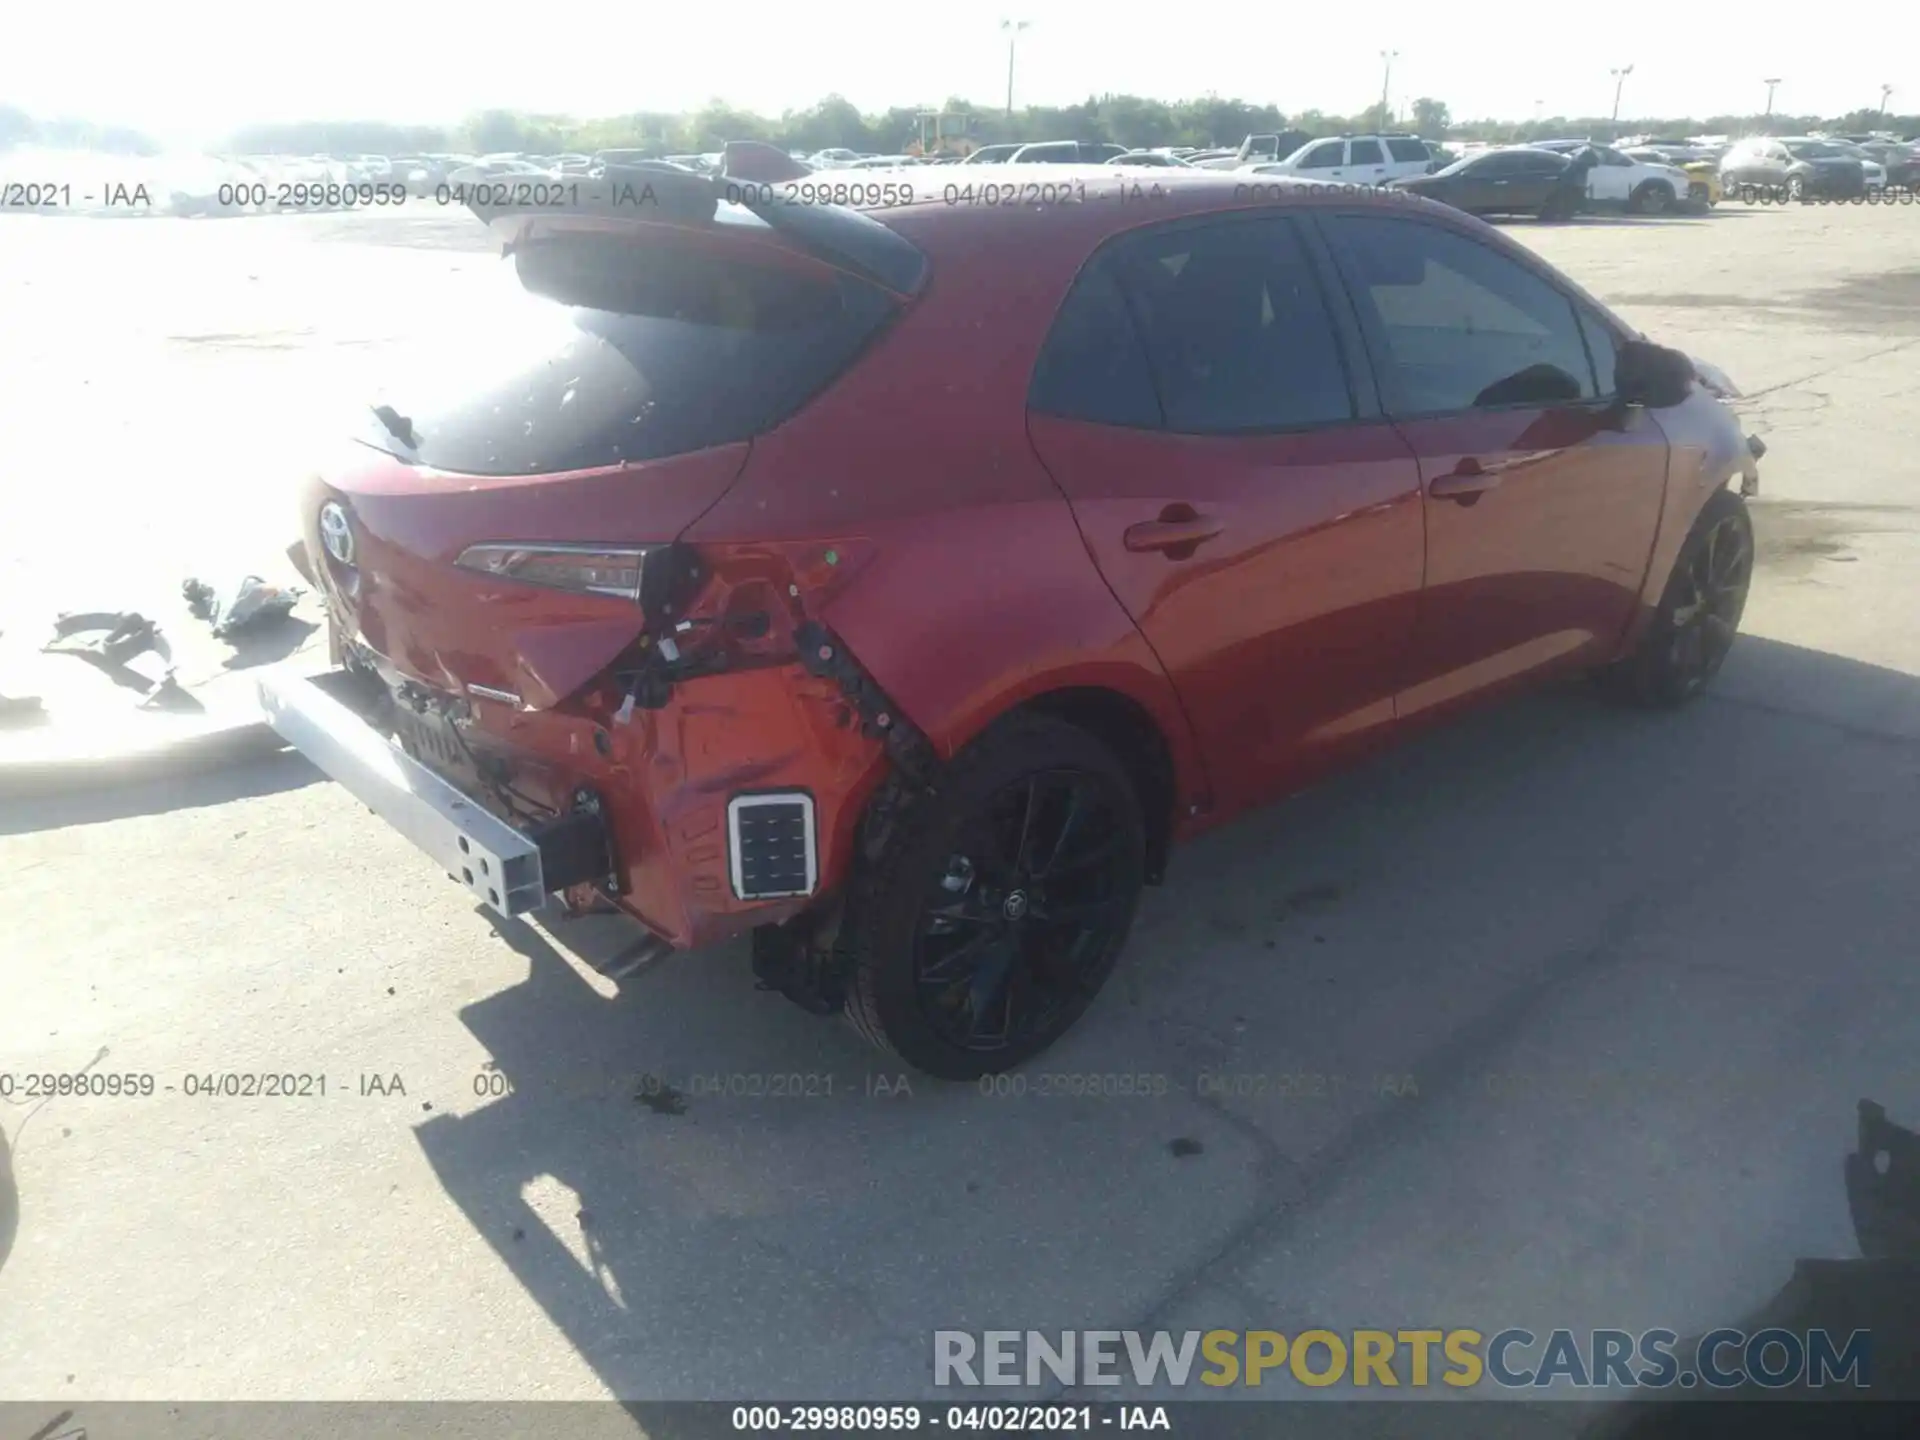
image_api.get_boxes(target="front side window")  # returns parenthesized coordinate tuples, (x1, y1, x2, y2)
(1296, 141, 1345, 170)
(1323, 214, 1599, 415)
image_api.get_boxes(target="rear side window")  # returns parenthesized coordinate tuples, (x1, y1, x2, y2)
(1349, 139, 1385, 165)
(368, 235, 896, 476)
(1028, 259, 1164, 428)
(1323, 213, 1598, 414)
(1471, 151, 1526, 175)
(1387, 138, 1430, 162)
(1105, 217, 1354, 433)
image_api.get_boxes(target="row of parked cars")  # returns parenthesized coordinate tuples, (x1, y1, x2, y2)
(865, 128, 1920, 219)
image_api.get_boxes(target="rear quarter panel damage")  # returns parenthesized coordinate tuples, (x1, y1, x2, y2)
(473, 660, 890, 950)
(683, 206, 1214, 868)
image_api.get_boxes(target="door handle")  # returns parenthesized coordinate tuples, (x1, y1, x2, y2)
(1428, 459, 1502, 501)
(1124, 514, 1224, 554)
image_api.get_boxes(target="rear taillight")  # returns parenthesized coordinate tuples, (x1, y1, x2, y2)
(455, 543, 650, 602)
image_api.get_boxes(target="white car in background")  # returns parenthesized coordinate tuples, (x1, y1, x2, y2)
(1534, 141, 1695, 212)
(1249, 134, 1439, 184)
(444, 158, 550, 186)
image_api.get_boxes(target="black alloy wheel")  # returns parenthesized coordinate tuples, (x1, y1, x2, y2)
(842, 714, 1147, 1079)
(913, 769, 1135, 1055)
(1598, 488, 1754, 708)
(1660, 504, 1754, 699)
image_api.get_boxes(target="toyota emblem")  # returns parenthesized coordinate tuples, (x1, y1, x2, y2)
(318, 502, 355, 566)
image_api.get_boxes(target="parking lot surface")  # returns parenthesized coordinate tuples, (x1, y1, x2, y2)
(2, 203, 1918, 1409)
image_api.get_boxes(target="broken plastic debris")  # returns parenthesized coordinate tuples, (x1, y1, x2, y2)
(183, 575, 305, 639)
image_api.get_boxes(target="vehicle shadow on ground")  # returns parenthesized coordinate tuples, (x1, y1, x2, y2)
(412, 632, 1920, 1403)
(0, 738, 319, 836)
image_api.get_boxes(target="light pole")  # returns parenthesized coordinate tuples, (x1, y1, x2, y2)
(1002, 19, 1031, 119)
(1881, 84, 1895, 116)
(1763, 78, 1782, 118)
(1609, 64, 1634, 124)
(1379, 51, 1398, 126)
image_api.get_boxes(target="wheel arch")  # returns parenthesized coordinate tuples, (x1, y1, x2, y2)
(1619, 394, 1751, 659)
(1008, 684, 1180, 885)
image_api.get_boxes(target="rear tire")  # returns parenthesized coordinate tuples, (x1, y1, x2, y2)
(842, 715, 1147, 1080)
(1596, 488, 1754, 708)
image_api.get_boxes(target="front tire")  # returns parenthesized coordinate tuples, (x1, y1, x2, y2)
(1599, 488, 1754, 707)
(842, 714, 1147, 1080)
(1629, 181, 1673, 214)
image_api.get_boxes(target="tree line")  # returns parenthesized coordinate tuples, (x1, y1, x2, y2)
(4, 96, 1914, 159)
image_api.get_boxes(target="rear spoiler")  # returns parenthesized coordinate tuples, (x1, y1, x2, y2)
(465, 141, 929, 298)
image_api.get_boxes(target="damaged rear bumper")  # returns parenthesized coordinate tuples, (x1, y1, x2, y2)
(257, 669, 609, 918)
(260, 645, 898, 947)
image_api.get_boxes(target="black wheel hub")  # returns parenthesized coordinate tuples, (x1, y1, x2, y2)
(1667, 512, 1753, 693)
(912, 769, 1134, 1054)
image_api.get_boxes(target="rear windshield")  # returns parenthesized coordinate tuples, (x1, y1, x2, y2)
(365, 235, 896, 476)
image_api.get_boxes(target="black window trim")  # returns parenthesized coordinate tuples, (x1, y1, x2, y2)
(1305, 207, 1615, 421)
(1573, 300, 1628, 401)
(1026, 209, 1387, 438)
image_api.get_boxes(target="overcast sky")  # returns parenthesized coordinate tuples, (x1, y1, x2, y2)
(8, 0, 1903, 146)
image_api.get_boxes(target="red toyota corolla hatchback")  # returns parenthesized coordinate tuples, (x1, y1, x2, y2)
(265, 151, 1764, 1079)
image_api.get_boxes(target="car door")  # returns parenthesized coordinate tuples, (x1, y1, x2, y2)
(1513, 150, 1574, 210)
(1455, 151, 1523, 211)
(1589, 147, 1636, 202)
(1290, 139, 1348, 179)
(1024, 214, 1425, 811)
(1759, 142, 1792, 187)
(1347, 137, 1390, 185)
(1314, 210, 1670, 720)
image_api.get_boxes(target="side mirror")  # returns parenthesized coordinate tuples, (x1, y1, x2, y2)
(1615, 339, 1696, 409)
